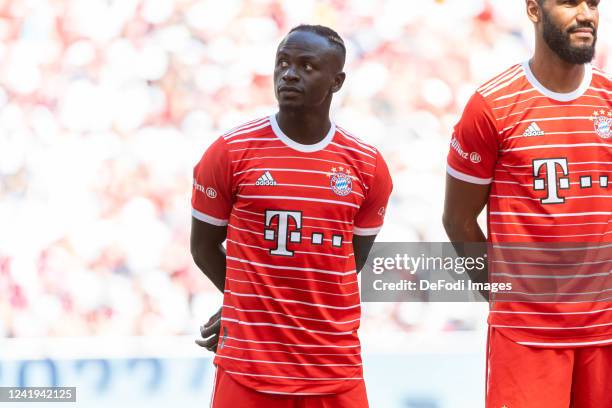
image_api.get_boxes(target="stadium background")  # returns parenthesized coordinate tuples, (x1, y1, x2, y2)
(0, 0, 610, 406)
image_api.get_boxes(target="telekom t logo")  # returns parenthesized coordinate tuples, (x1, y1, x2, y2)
(532, 158, 570, 204)
(264, 210, 302, 256)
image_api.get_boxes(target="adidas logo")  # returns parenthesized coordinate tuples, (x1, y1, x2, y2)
(255, 171, 277, 186)
(523, 122, 545, 137)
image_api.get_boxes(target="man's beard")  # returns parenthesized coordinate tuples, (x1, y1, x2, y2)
(542, 11, 597, 64)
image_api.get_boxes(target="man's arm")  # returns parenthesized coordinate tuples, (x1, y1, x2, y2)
(190, 217, 227, 352)
(442, 174, 490, 297)
(353, 234, 377, 273)
(190, 217, 227, 292)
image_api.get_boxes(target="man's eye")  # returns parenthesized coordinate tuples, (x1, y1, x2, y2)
(278, 61, 289, 68)
(304, 63, 313, 71)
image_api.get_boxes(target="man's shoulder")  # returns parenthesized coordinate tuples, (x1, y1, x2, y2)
(475, 63, 526, 101)
(592, 65, 611, 86)
(334, 125, 380, 160)
(219, 116, 273, 143)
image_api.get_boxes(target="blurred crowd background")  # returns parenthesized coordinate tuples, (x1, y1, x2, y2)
(0, 0, 610, 341)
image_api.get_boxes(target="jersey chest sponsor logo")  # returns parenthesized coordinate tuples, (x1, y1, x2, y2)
(263, 210, 343, 256)
(328, 167, 353, 196)
(591, 109, 612, 140)
(532, 158, 609, 204)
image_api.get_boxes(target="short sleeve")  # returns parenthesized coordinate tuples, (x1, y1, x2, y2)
(191, 137, 234, 226)
(446, 92, 499, 185)
(353, 150, 393, 236)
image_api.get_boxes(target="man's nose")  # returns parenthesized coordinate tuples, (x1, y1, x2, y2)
(282, 66, 299, 81)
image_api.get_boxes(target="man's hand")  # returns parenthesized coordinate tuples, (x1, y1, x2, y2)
(195, 307, 222, 352)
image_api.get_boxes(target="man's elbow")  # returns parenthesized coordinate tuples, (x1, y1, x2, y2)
(442, 212, 471, 240)
(190, 242, 205, 269)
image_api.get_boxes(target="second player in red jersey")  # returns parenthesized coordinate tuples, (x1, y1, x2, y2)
(191, 25, 392, 407)
(444, 1, 610, 407)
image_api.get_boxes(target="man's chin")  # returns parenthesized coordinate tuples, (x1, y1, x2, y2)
(278, 101, 306, 111)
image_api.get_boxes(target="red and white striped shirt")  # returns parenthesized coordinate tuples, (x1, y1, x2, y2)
(192, 115, 393, 394)
(448, 62, 612, 347)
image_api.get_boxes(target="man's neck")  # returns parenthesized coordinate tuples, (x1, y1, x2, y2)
(276, 109, 332, 145)
(530, 43, 586, 94)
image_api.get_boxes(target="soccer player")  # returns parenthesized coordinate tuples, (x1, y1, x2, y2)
(190, 25, 392, 408)
(443, 1, 610, 407)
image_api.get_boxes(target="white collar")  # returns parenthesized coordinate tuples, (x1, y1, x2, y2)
(522, 60, 592, 102)
(270, 114, 336, 153)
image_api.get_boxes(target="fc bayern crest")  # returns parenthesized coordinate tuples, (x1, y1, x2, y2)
(329, 167, 353, 196)
(591, 109, 612, 140)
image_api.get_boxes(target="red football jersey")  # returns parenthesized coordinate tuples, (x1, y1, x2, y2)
(192, 115, 393, 394)
(447, 63, 612, 347)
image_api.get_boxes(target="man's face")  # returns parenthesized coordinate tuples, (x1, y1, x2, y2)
(273, 31, 344, 111)
(540, 0, 599, 64)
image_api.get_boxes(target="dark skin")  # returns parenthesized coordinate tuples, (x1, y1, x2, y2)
(527, 0, 599, 92)
(444, 0, 600, 300)
(192, 30, 377, 352)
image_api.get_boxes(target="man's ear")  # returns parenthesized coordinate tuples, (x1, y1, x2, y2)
(526, 0, 542, 24)
(332, 72, 346, 93)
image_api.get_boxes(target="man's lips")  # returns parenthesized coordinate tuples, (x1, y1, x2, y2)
(570, 27, 595, 35)
(278, 86, 303, 94)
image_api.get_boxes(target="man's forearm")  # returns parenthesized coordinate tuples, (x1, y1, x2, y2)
(194, 244, 227, 293)
(444, 217, 489, 291)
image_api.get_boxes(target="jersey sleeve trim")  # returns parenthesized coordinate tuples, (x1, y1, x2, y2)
(446, 165, 492, 185)
(353, 225, 382, 236)
(192, 208, 229, 226)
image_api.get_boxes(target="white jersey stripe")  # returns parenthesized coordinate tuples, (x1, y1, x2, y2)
(336, 128, 377, 154)
(329, 142, 376, 159)
(491, 307, 612, 316)
(226, 276, 359, 297)
(238, 182, 366, 198)
(490, 231, 612, 238)
(237, 194, 360, 209)
(224, 370, 362, 381)
(588, 86, 612, 94)
(490, 221, 609, 227)
(491, 322, 612, 330)
(226, 256, 356, 276)
(493, 88, 537, 101)
(223, 304, 361, 324)
(223, 118, 269, 139)
(221, 317, 356, 336)
(497, 105, 604, 121)
(232, 214, 353, 233)
(192, 209, 228, 226)
(481, 71, 525, 98)
(224, 291, 360, 310)
(223, 344, 361, 357)
(226, 238, 349, 259)
(500, 116, 594, 134)
(500, 143, 612, 153)
(490, 211, 612, 218)
(322, 149, 376, 167)
(217, 353, 361, 367)
(227, 266, 358, 286)
(517, 338, 612, 347)
(226, 137, 279, 144)
(447, 165, 492, 185)
(490, 272, 609, 279)
(232, 155, 371, 170)
(478, 65, 522, 93)
(224, 335, 360, 349)
(233, 207, 353, 225)
(505, 130, 596, 141)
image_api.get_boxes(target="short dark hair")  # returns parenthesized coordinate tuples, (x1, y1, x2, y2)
(288, 24, 346, 63)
